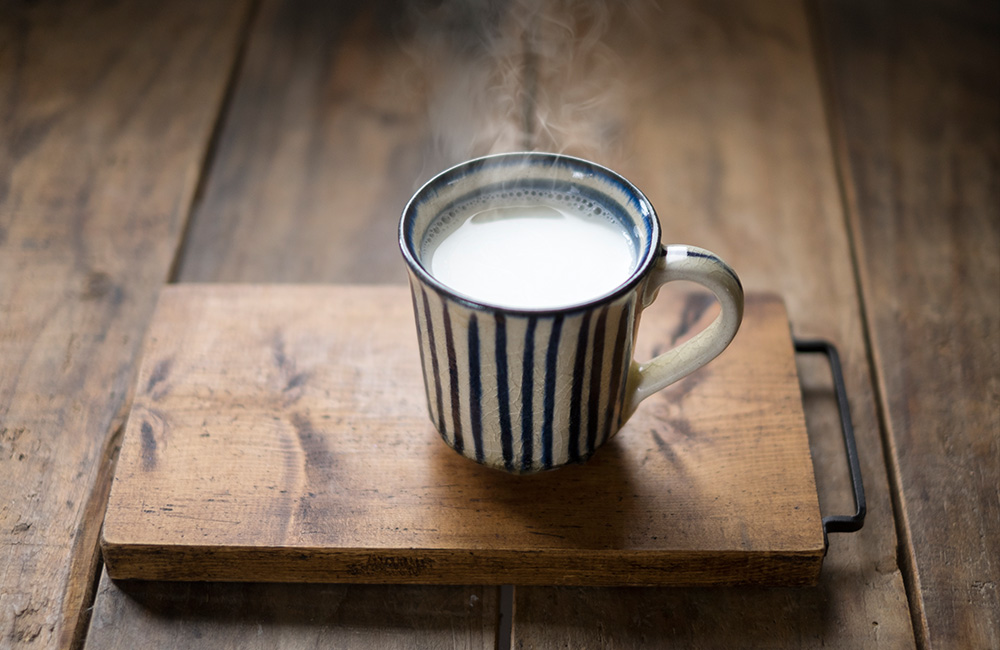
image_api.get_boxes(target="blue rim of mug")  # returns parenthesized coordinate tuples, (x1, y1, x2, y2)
(399, 152, 661, 316)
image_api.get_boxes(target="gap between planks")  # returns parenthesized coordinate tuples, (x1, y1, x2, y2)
(166, 0, 264, 286)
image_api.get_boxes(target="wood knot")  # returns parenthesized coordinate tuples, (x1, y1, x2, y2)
(82, 270, 122, 303)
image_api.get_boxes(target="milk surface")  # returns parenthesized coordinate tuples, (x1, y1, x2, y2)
(424, 203, 637, 309)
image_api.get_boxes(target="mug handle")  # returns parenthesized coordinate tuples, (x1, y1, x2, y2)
(623, 244, 744, 419)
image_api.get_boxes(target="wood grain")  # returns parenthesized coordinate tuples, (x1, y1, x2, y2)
(0, 1, 251, 647)
(510, 0, 917, 646)
(101, 286, 823, 586)
(816, 1, 1000, 647)
(85, 570, 498, 650)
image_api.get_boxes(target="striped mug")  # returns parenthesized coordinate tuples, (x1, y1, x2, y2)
(399, 153, 743, 474)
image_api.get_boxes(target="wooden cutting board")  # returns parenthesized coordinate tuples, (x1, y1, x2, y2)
(101, 285, 825, 586)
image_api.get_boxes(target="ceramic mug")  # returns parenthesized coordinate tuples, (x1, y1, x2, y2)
(399, 152, 743, 473)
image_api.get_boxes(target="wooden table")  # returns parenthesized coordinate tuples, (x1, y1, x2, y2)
(1, 1, 996, 648)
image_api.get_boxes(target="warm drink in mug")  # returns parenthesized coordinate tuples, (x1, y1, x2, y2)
(423, 199, 637, 309)
(399, 152, 743, 474)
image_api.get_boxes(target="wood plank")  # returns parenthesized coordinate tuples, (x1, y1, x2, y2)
(101, 286, 823, 586)
(510, 0, 916, 646)
(86, 571, 498, 650)
(175, 0, 532, 283)
(815, 1, 1000, 647)
(0, 1, 251, 647)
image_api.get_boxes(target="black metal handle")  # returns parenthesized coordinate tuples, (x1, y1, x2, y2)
(794, 339, 866, 541)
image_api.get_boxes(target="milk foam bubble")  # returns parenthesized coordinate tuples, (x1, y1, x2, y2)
(422, 191, 637, 309)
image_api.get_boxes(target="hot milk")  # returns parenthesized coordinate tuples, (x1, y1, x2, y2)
(423, 203, 637, 309)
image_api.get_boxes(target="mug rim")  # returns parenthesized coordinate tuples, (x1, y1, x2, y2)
(399, 152, 662, 316)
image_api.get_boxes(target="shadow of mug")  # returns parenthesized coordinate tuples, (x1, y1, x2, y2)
(425, 430, 640, 551)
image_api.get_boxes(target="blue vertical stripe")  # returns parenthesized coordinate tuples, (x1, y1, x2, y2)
(494, 314, 514, 472)
(467, 314, 484, 462)
(420, 288, 446, 438)
(586, 308, 609, 456)
(409, 285, 432, 419)
(604, 304, 631, 443)
(520, 318, 537, 471)
(568, 311, 592, 464)
(441, 301, 464, 454)
(541, 315, 563, 470)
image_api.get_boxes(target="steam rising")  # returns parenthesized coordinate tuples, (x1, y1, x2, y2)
(398, 0, 634, 168)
